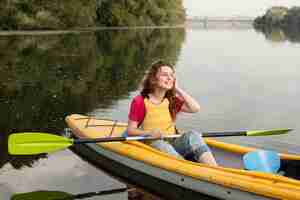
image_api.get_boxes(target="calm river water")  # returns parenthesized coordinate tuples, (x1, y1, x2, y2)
(1, 22, 300, 199)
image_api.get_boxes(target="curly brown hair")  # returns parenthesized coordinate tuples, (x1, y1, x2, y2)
(140, 60, 177, 120)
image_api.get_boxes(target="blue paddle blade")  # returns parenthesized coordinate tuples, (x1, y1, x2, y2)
(243, 150, 281, 173)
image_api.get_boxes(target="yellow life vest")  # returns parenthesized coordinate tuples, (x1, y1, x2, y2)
(142, 98, 176, 135)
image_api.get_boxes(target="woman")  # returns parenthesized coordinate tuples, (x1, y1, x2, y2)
(126, 60, 217, 166)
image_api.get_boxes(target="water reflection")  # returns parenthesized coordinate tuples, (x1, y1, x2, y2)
(254, 25, 300, 43)
(11, 188, 127, 200)
(1, 149, 128, 200)
(0, 28, 185, 169)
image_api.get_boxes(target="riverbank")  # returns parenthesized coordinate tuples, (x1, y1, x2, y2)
(0, 25, 186, 36)
(0, 19, 257, 36)
(253, 6, 300, 43)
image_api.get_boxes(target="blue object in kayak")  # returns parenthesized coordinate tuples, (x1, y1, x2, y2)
(243, 150, 281, 173)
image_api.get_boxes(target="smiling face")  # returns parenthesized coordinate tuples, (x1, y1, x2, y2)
(155, 66, 175, 90)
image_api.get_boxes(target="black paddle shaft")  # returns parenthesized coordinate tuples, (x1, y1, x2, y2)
(202, 131, 247, 137)
(73, 131, 248, 144)
(74, 137, 127, 144)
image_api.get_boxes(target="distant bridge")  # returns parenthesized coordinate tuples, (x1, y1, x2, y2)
(185, 17, 254, 29)
(187, 16, 254, 22)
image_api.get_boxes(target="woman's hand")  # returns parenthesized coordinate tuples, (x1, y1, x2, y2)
(174, 79, 201, 113)
(149, 128, 163, 138)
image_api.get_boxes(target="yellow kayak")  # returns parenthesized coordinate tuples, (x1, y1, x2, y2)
(66, 114, 300, 200)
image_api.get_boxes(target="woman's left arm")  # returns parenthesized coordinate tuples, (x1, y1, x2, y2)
(176, 86, 201, 113)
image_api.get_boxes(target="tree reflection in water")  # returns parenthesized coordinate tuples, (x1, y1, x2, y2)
(0, 28, 185, 169)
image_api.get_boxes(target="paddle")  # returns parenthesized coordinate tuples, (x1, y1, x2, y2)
(8, 128, 292, 155)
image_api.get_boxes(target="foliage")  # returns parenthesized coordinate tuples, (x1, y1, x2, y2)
(282, 7, 300, 27)
(254, 6, 300, 28)
(254, 6, 300, 43)
(96, 0, 186, 26)
(0, 0, 185, 29)
(0, 0, 97, 30)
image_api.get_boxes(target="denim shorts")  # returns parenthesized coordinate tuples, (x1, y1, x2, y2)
(147, 130, 210, 161)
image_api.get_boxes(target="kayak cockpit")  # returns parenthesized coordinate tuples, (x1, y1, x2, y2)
(210, 145, 300, 180)
(280, 159, 300, 180)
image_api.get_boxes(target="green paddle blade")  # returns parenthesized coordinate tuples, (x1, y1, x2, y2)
(246, 128, 293, 136)
(8, 133, 73, 155)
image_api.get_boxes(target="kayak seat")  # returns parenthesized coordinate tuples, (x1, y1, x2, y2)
(243, 150, 281, 174)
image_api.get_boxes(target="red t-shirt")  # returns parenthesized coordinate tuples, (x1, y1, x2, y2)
(128, 95, 184, 126)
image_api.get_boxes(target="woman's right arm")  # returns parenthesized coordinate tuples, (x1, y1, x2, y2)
(127, 120, 145, 136)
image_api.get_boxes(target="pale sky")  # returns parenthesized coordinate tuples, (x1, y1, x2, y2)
(183, 0, 300, 17)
